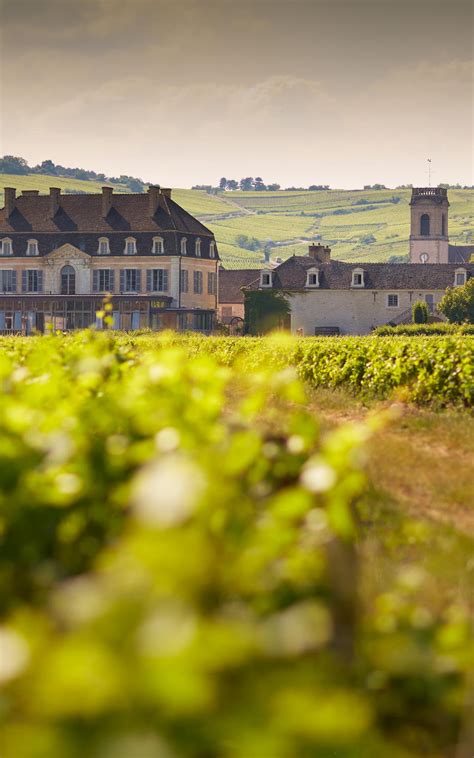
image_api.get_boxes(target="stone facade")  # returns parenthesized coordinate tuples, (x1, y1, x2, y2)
(409, 187, 449, 263)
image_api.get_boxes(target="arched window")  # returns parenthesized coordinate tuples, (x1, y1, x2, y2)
(195, 238, 201, 257)
(181, 237, 187, 256)
(27, 239, 39, 256)
(420, 214, 430, 236)
(209, 241, 216, 259)
(98, 237, 110, 255)
(124, 237, 137, 255)
(152, 236, 164, 254)
(441, 214, 446, 236)
(61, 265, 76, 295)
(0, 238, 12, 256)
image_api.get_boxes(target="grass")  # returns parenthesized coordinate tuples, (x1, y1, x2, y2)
(1, 175, 472, 268)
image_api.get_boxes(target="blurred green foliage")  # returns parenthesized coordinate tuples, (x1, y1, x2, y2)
(0, 332, 472, 757)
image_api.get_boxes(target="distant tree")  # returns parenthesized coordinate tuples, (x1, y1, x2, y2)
(267, 183, 281, 191)
(363, 184, 387, 190)
(254, 177, 266, 191)
(239, 177, 254, 191)
(0, 155, 30, 174)
(219, 177, 227, 190)
(438, 279, 474, 323)
(412, 300, 429, 324)
(388, 254, 409, 264)
(226, 179, 238, 191)
(308, 185, 329, 191)
(360, 234, 376, 244)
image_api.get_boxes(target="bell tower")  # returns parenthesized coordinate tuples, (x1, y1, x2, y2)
(409, 187, 449, 263)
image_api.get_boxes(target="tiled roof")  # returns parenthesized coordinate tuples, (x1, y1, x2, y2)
(0, 191, 213, 236)
(245, 256, 474, 291)
(218, 268, 260, 303)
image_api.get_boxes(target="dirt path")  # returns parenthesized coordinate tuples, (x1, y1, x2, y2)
(308, 389, 474, 536)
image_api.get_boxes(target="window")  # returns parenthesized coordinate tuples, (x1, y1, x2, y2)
(195, 238, 201, 257)
(420, 214, 430, 236)
(387, 294, 399, 308)
(98, 237, 110, 255)
(120, 268, 141, 292)
(351, 269, 364, 287)
(209, 241, 216, 259)
(0, 270, 16, 293)
(93, 269, 114, 292)
(124, 237, 137, 255)
(442, 214, 446, 236)
(1, 238, 12, 256)
(61, 265, 76, 295)
(22, 269, 43, 293)
(306, 269, 319, 287)
(193, 270, 203, 294)
(152, 237, 164, 255)
(425, 294, 434, 312)
(208, 271, 217, 295)
(181, 238, 187, 256)
(180, 269, 189, 293)
(147, 269, 168, 292)
(260, 271, 272, 287)
(27, 239, 39, 256)
(455, 269, 467, 287)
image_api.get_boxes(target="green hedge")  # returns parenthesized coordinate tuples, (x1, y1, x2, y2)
(373, 323, 474, 336)
(0, 331, 471, 757)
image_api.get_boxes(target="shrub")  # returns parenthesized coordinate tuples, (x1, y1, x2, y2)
(412, 300, 429, 324)
(438, 278, 474, 324)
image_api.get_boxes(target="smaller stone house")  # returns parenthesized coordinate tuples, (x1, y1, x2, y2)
(244, 244, 472, 336)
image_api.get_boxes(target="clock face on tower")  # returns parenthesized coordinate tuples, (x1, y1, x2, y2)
(420, 253, 429, 263)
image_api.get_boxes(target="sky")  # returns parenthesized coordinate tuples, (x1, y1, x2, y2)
(0, 0, 473, 189)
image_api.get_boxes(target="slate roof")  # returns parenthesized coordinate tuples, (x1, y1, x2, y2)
(448, 245, 474, 264)
(0, 191, 213, 235)
(244, 256, 474, 291)
(218, 268, 259, 303)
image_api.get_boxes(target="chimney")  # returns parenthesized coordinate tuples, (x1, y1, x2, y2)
(21, 190, 39, 196)
(102, 186, 113, 217)
(4, 187, 16, 217)
(49, 187, 61, 217)
(148, 185, 160, 216)
(308, 243, 331, 264)
(160, 188, 172, 198)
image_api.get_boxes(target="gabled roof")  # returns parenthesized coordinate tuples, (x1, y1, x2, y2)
(244, 255, 474, 291)
(448, 245, 474, 264)
(0, 192, 213, 236)
(219, 268, 260, 303)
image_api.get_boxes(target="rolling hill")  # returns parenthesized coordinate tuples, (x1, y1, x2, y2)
(1, 175, 472, 269)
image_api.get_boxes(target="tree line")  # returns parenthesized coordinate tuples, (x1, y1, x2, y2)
(192, 177, 331, 192)
(0, 155, 146, 192)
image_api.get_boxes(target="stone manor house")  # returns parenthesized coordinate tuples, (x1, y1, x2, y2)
(219, 187, 473, 335)
(0, 186, 218, 333)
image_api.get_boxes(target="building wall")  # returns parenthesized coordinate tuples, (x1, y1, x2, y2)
(288, 289, 446, 336)
(409, 196, 449, 263)
(0, 243, 217, 310)
(217, 303, 245, 323)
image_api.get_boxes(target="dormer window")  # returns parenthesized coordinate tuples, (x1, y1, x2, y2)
(351, 269, 365, 287)
(98, 237, 110, 255)
(454, 268, 467, 287)
(26, 239, 39, 256)
(124, 237, 137, 255)
(181, 237, 187, 256)
(195, 238, 201, 257)
(209, 241, 216, 259)
(260, 271, 272, 288)
(152, 236, 164, 255)
(306, 268, 319, 287)
(0, 238, 12, 256)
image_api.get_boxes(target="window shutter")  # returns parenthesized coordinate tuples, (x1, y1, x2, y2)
(37, 271, 43, 293)
(22, 271, 27, 293)
(163, 270, 168, 291)
(136, 270, 141, 292)
(109, 270, 115, 292)
(0, 312, 4, 330)
(147, 270, 152, 291)
(120, 270, 125, 292)
(93, 270, 99, 292)
(12, 271, 17, 292)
